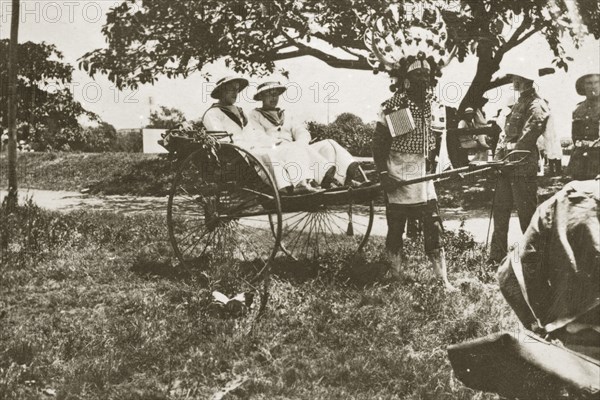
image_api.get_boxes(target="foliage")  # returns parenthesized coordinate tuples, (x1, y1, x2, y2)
(113, 130, 143, 153)
(80, 1, 598, 98)
(87, 155, 173, 196)
(146, 105, 187, 130)
(0, 198, 76, 265)
(83, 122, 119, 152)
(438, 0, 599, 111)
(308, 113, 375, 157)
(24, 121, 118, 152)
(0, 40, 97, 139)
(2, 203, 587, 399)
(0, 152, 571, 204)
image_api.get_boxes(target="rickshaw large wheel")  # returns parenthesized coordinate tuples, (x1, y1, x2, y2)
(269, 166, 375, 261)
(167, 144, 282, 319)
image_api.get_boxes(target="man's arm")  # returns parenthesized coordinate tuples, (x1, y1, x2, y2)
(291, 119, 312, 145)
(372, 122, 392, 174)
(515, 99, 549, 150)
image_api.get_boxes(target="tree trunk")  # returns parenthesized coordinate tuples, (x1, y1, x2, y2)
(6, 0, 20, 210)
(447, 41, 502, 167)
(459, 58, 501, 113)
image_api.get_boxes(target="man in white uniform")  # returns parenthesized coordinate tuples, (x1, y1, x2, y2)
(249, 81, 359, 188)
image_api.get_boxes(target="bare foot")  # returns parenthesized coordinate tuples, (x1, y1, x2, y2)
(443, 280, 459, 293)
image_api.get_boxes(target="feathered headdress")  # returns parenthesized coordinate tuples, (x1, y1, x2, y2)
(364, 2, 456, 75)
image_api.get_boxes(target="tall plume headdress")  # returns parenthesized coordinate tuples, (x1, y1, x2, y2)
(364, 2, 456, 77)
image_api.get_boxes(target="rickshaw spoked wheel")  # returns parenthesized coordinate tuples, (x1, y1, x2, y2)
(268, 166, 375, 261)
(167, 144, 282, 320)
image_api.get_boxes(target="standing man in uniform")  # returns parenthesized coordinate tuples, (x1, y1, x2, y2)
(489, 69, 550, 266)
(567, 73, 600, 180)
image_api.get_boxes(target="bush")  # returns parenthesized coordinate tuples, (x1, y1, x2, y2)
(113, 130, 143, 153)
(82, 122, 118, 152)
(26, 122, 118, 152)
(307, 113, 375, 157)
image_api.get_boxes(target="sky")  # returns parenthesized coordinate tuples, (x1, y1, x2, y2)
(0, 0, 599, 137)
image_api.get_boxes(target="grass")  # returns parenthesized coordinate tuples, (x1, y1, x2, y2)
(0, 199, 540, 400)
(0, 152, 173, 195)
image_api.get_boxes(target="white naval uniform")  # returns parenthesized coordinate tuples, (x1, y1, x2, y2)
(249, 108, 356, 184)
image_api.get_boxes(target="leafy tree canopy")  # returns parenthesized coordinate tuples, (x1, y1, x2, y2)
(146, 105, 187, 129)
(81, 0, 599, 100)
(0, 40, 97, 134)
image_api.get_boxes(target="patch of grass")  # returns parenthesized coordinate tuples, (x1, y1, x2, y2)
(0, 202, 585, 399)
(0, 152, 172, 195)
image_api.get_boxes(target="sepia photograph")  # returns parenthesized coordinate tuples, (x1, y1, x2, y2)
(0, 1, 599, 399)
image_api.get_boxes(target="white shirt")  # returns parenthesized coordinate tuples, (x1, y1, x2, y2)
(248, 108, 312, 144)
(202, 106, 246, 136)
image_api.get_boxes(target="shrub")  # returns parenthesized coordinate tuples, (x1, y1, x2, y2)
(113, 130, 143, 153)
(307, 113, 375, 157)
(26, 122, 118, 152)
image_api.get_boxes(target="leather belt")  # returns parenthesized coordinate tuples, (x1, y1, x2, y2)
(574, 139, 598, 147)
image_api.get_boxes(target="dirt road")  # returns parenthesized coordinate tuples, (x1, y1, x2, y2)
(1, 188, 524, 245)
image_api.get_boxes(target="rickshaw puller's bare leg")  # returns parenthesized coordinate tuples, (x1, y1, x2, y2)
(429, 249, 457, 292)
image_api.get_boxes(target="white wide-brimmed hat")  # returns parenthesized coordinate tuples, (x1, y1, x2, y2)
(253, 81, 287, 101)
(575, 73, 600, 96)
(211, 76, 249, 99)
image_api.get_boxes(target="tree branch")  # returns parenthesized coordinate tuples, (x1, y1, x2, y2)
(486, 75, 512, 91)
(312, 32, 365, 50)
(272, 38, 296, 53)
(511, 27, 542, 49)
(506, 15, 532, 47)
(272, 47, 370, 69)
(276, 31, 371, 69)
(495, 15, 541, 60)
(341, 46, 364, 59)
(272, 50, 305, 61)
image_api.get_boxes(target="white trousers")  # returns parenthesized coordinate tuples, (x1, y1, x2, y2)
(310, 139, 356, 184)
(235, 141, 328, 189)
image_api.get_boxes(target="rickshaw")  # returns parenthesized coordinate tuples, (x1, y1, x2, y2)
(159, 129, 529, 318)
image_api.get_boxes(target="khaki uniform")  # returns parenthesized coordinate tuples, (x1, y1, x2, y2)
(567, 98, 600, 180)
(490, 88, 550, 263)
